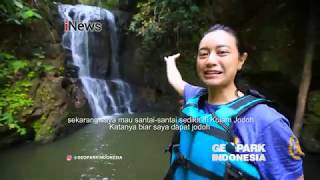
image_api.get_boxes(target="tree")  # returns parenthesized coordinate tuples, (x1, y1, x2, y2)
(293, 0, 317, 137)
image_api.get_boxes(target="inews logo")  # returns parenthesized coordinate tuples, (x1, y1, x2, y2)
(64, 20, 102, 32)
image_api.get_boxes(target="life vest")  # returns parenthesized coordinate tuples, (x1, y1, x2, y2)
(165, 91, 270, 180)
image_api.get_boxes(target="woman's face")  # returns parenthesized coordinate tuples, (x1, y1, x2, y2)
(196, 30, 247, 88)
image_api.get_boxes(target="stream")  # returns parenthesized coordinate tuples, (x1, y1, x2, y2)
(0, 113, 173, 180)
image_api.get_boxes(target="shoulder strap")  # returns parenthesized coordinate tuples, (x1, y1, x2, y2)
(229, 94, 270, 118)
(214, 93, 271, 120)
(164, 146, 221, 180)
(212, 94, 270, 141)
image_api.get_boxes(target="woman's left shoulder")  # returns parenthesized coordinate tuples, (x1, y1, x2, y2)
(244, 103, 290, 130)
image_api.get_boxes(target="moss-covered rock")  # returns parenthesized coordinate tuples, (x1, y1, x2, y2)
(22, 76, 91, 143)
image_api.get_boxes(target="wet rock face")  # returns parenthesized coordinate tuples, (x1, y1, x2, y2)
(23, 76, 91, 143)
(88, 20, 113, 79)
(64, 49, 80, 78)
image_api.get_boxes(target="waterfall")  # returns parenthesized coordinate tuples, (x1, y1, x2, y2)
(58, 4, 133, 117)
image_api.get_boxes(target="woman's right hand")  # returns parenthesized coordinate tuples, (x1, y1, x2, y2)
(164, 53, 181, 63)
(164, 53, 186, 97)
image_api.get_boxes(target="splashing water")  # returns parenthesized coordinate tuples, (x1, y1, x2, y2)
(58, 4, 133, 117)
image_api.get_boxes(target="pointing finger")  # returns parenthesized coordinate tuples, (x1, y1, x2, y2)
(172, 53, 180, 59)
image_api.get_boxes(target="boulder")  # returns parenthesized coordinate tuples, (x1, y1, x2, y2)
(23, 76, 91, 143)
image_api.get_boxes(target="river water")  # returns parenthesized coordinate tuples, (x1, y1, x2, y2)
(0, 113, 173, 180)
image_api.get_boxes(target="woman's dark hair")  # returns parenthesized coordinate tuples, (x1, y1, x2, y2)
(204, 24, 245, 55)
(203, 24, 249, 94)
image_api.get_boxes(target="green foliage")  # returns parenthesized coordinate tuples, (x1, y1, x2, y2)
(0, 0, 42, 25)
(78, 0, 97, 5)
(78, 0, 118, 9)
(129, 0, 207, 53)
(100, 0, 118, 9)
(0, 112, 26, 135)
(0, 53, 32, 135)
(10, 60, 29, 73)
(0, 52, 57, 135)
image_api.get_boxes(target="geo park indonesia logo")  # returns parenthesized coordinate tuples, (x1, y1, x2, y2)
(64, 20, 102, 32)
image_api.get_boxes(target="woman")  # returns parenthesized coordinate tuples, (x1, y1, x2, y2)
(164, 24, 304, 179)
